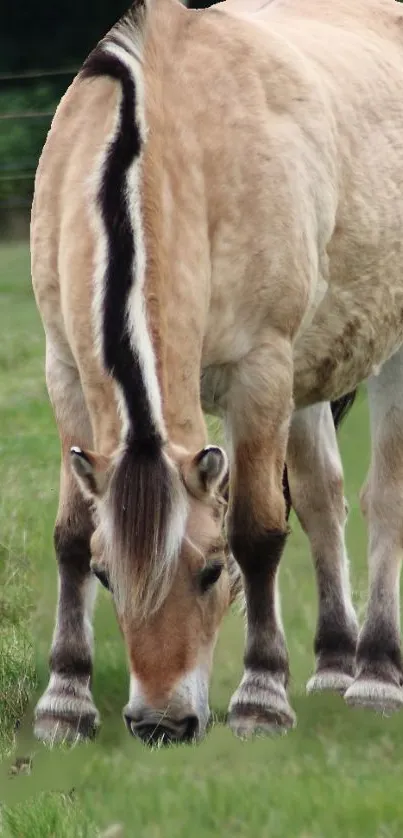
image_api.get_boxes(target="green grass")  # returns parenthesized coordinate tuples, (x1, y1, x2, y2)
(0, 241, 402, 837)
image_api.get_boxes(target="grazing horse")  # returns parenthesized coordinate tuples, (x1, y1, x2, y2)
(31, 0, 403, 744)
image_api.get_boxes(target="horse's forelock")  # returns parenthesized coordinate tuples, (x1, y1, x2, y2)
(106, 439, 188, 621)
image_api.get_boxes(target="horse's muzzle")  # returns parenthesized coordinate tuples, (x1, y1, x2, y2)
(124, 711, 199, 745)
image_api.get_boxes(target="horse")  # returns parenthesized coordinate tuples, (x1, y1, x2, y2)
(31, 0, 403, 744)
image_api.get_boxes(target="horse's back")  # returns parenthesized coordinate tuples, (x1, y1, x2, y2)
(220, 0, 403, 88)
(223, 0, 403, 36)
(207, 0, 403, 405)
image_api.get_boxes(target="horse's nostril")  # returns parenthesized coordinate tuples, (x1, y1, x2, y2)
(123, 711, 138, 736)
(182, 714, 199, 741)
(131, 722, 174, 745)
(125, 714, 199, 745)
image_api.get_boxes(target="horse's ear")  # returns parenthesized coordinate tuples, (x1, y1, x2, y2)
(70, 447, 111, 499)
(183, 446, 228, 499)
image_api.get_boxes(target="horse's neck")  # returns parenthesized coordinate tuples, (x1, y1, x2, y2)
(141, 66, 208, 452)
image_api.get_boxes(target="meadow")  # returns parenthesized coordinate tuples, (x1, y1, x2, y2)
(1, 241, 403, 837)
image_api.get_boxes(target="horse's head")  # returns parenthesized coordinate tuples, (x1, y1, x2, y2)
(71, 441, 241, 743)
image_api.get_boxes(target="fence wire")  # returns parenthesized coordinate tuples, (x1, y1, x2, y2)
(0, 68, 77, 211)
(0, 0, 200, 214)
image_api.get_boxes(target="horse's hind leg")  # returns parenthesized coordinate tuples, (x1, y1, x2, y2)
(286, 403, 358, 694)
(345, 347, 403, 712)
(34, 344, 99, 743)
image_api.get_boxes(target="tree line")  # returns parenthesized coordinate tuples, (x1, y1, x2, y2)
(1, 0, 212, 73)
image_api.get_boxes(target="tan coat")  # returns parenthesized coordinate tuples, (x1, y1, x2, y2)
(31, 0, 403, 744)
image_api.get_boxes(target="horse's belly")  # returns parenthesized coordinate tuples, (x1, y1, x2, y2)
(293, 278, 403, 406)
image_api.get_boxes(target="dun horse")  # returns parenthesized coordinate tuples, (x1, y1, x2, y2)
(31, 0, 403, 743)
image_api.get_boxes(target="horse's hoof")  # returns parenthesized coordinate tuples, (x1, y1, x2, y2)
(228, 670, 296, 739)
(34, 713, 99, 745)
(306, 669, 354, 695)
(344, 677, 403, 715)
(34, 675, 100, 745)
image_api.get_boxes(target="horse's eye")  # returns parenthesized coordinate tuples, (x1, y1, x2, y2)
(198, 560, 223, 594)
(92, 565, 111, 592)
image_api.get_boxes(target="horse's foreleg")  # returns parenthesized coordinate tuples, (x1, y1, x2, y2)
(34, 345, 99, 744)
(225, 336, 296, 737)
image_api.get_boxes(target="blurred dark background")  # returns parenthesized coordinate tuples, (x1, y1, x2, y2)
(0, 0, 214, 233)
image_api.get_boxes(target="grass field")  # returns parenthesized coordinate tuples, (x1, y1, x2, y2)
(1, 240, 403, 837)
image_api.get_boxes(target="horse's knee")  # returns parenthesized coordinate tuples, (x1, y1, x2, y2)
(54, 455, 94, 563)
(54, 523, 92, 574)
(229, 523, 289, 576)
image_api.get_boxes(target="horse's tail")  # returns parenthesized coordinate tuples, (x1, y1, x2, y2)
(329, 390, 358, 431)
